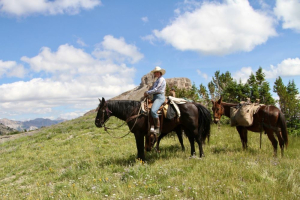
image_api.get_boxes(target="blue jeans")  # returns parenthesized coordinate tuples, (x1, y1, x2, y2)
(151, 93, 165, 118)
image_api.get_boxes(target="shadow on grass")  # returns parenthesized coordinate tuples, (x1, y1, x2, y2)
(97, 144, 189, 166)
(210, 145, 261, 156)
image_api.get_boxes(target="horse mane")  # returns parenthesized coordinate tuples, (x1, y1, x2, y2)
(107, 100, 141, 117)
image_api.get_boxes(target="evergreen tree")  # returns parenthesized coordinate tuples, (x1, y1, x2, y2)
(273, 77, 300, 135)
(255, 67, 265, 86)
(208, 81, 215, 100)
(209, 71, 233, 100)
(259, 82, 274, 105)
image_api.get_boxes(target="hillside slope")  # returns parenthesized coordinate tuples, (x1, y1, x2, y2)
(0, 111, 299, 200)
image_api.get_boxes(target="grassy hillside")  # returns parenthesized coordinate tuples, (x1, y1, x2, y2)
(0, 112, 299, 199)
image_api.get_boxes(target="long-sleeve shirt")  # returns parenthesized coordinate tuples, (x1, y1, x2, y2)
(147, 76, 166, 95)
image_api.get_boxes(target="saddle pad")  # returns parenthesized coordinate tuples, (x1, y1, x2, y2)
(168, 96, 187, 104)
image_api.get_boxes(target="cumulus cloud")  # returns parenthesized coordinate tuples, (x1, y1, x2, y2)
(93, 35, 144, 64)
(0, 60, 26, 78)
(232, 66, 254, 83)
(0, 35, 143, 120)
(274, 0, 300, 32)
(0, 0, 101, 16)
(264, 57, 300, 79)
(151, 0, 277, 55)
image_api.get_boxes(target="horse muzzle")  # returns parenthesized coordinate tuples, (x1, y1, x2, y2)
(95, 119, 103, 128)
(213, 118, 219, 124)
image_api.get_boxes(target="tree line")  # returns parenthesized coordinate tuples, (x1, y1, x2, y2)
(166, 67, 300, 135)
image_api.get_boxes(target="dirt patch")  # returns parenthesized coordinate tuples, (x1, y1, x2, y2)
(0, 130, 39, 144)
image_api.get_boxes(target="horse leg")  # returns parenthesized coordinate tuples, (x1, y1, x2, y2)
(134, 132, 145, 161)
(187, 134, 196, 157)
(156, 132, 167, 153)
(195, 136, 204, 157)
(266, 130, 278, 157)
(175, 127, 185, 151)
(275, 130, 284, 157)
(236, 126, 248, 149)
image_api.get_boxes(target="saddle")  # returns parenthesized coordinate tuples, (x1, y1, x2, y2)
(141, 97, 187, 133)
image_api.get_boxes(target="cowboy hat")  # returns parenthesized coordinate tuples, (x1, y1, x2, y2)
(151, 66, 166, 75)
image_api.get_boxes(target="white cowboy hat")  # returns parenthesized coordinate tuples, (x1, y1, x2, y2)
(151, 66, 166, 75)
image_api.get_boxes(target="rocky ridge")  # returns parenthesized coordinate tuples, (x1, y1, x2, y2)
(111, 72, 192, 101)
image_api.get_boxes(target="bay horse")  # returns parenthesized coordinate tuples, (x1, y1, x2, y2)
(95, 97, 211, 161)
(211, 96, 288, 157)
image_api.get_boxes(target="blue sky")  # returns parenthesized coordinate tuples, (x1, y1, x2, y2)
(0, 0, 300, 121)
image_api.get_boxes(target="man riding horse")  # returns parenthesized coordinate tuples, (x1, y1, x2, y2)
(144, 66, 166, 136)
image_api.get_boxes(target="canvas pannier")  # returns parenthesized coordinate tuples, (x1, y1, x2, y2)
(230, 104, 255, 127)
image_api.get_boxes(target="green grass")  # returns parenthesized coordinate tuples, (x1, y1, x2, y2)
(0, 113, 299, 199)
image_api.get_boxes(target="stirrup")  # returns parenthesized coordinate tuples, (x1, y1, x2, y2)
(150, 125, 155, 133)
(154, 127, 160, 136)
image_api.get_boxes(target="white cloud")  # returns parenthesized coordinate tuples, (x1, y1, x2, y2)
(152, 0, 277, 55)
(196, 69, 208, 80)
(0, 0, 101, 16)
(141, 16, 148, 22)
(0, 35, 142, 120)
(264, 57, 300, 79)
(93, 35, 144, 64)
(233, 67, 254, 83)
(0, 60, 26, 78)
(274, 0, 300, 32)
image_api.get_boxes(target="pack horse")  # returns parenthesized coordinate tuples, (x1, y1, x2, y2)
(95, 97, 211, 161)
(211, 97, 288, 157)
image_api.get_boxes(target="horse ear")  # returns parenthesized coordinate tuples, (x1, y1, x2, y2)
(98, 98, 101, 103)
(218, 96, 222, 104)
(102, 97, 106, 104)
(211, 100, 215, 105)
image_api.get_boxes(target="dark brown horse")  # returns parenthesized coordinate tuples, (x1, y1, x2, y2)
(211, 97, 288, 157)
(154, 126, 185, 152)
(95, 98, 211, 161)
(149, 103, 211, 153)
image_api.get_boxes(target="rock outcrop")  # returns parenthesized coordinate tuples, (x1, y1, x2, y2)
(111, 72, 192, 100)
(0, 123, 17, 135)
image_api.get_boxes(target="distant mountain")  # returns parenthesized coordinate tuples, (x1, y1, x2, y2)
(0, 118, 66, 131)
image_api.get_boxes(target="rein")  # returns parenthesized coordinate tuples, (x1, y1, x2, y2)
(102, 99, 145, 139)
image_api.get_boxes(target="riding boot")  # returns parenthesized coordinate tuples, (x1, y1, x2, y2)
(153, 118, 160, 136)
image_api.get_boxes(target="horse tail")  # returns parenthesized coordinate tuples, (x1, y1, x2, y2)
(194, 103, 212, 144)
(278, 111, 288, 148)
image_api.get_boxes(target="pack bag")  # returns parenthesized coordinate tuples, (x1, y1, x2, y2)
(230, 103, 255, 127)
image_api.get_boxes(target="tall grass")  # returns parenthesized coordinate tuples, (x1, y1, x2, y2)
(0, 112, 299, 199)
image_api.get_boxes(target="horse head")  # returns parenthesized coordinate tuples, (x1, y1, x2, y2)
(145, 131, 157, 152)
(95, 97, 111, 128)
(211, 96, 224, 124)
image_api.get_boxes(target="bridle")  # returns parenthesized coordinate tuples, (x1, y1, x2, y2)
(96, 100, 144, 138)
